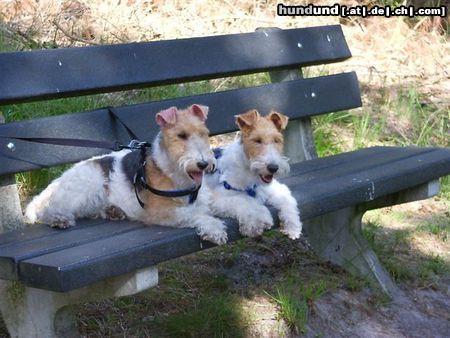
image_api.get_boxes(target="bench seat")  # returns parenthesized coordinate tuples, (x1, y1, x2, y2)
(2, 146, 448, 292)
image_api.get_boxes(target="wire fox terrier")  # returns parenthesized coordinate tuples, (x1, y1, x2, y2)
(25, 104, 228, 245)
(205, 109, 302, 239)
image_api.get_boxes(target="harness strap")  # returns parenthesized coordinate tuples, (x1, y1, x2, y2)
(133, 159, 201, 208)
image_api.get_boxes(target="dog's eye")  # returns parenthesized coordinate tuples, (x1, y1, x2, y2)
(177, 132, 188, 140)
(274, 137, 282, 144)
(253, 138, 262, 144)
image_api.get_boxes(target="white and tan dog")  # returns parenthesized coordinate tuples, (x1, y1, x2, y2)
(206, 109, 302, 239)
(25, 104, 228, 245)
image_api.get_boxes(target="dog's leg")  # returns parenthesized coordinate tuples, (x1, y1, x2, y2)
(210, 192, 274, 238)
(262, 180, 302, 239)
(172, 206, 228, 245)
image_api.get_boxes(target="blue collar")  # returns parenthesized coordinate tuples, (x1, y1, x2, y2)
(222, 181, 257, 198)
(214, 148, 258, 198)
(213, 147, 223, 160)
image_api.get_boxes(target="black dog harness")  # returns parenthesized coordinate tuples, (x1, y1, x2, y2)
(132, 147, 200, 208)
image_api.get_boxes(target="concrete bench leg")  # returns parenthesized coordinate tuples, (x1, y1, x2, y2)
(304, 207, 400, 298)
(0, 280, 79, 338)
(303, 180, 440, 299)
(0, 267, 158, 338)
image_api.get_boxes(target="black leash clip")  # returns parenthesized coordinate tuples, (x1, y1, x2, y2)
(114, 139, 151, 151)
(127, 139, 151, 150)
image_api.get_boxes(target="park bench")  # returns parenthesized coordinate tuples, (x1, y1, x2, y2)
(0, 25, 449, 337)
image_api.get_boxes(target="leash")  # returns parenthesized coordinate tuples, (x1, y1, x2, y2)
(0, 107, 147, 152)
(213, 147, 258, 198)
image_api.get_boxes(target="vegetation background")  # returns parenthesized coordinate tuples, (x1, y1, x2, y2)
(0, 0, 448, 336)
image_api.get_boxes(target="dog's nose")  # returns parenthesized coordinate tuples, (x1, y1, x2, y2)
(197, 160, 209, 170)
(267, 163, 279, 174)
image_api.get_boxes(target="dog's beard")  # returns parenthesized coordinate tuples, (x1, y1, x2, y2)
(178, 153, 216, 185)
(249, 154, 290, 180)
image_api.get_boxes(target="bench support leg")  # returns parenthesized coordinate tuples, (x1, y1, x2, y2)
(303, 180, 440, 299)
(0, 281, 79, 338)
(304, 207, 401, 299)
(0, 266, 158, 338)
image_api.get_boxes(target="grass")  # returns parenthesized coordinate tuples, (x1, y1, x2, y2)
(267, 287, 309, 334)
(77, 255, 251, 337)
(418, 215, 450, 242)
(309, 84, 449, 195)
(362, 212, 450, 286)
(344, 273, 368, 292)
(266, 276, 337, 334)
(440, 176, 450, 200)
(395, 87, 449, 147)
(418, 254, 449, 280)
(313, 111, 351, 156)
(363, 220, 416, 281)
(161, 294, 246, 338)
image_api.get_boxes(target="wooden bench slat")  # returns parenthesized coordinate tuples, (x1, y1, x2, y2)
(290, 147, 450, 219)
(10, 146, 449, 292)
(284, 146, 436, 184)
(0, 26, 351, 105)
(0, 219, 104, 247)
(18, 223, 242, 292)
(0, 221, 145, 280)
(0, 72, 361, 175)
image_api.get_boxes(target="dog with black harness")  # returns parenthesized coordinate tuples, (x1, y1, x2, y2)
(25, 104, 229, 245)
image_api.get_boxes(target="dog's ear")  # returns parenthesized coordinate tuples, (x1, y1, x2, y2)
(235, 109, 260, 133)
(268, 111, 289, 131)
(189, 104, 209, 122)
(156, 107, 178, 127)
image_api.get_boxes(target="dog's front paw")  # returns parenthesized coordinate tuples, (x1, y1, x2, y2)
(50, 216, 75, 229)
(198, 218, 228, 245)
(105, 206, 127, 220)
(239, 206, 274, 238)
(280, 218, 303, 240)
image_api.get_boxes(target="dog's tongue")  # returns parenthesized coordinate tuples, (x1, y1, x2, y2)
(189, 171, 203, 185)
(261, 174, 273, 184)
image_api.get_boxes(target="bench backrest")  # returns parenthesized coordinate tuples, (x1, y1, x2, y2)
(0, 26, 362, 177)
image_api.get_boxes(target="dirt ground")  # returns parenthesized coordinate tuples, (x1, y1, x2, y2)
(220, 223, 450, 338)
(304, 287, 450, 338)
